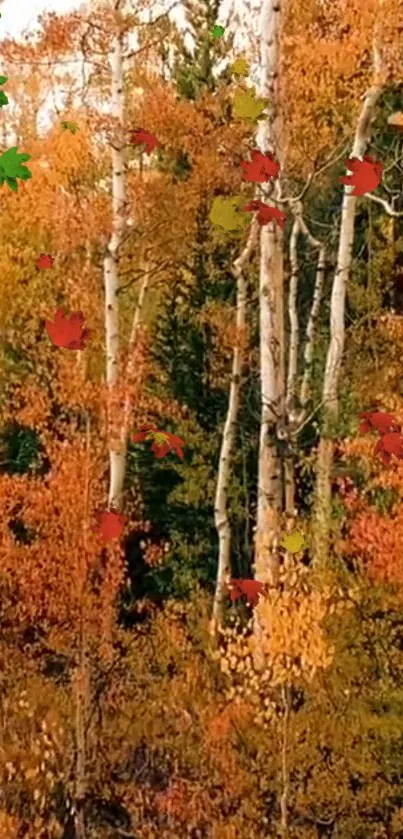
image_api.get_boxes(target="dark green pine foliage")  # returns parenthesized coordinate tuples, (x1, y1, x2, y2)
(126, 0, 259, 600)
(172, 0, 233, 100)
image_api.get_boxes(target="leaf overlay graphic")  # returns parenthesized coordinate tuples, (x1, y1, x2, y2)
(209, 195, 250, 233)
(243, 199, 287, 229)
(231, 58, 249, 77)
(339, 156, 383, 196)
(233, 87, 269, 123)
(280, 530, 306, 554)
(373, 432, 403, 466)
(358, 410, 400, 436)
(45, 308, 92, 350)
(61, 120, 79, 134)
(227, 579, 267, 607)
(0, 75, 8, 109)
(129, 128, 162, 154)
(132, 426, 185, 459)
(93, 510, 126, 541)
(0, 146, 32, 191)
(36, 253, 54, 269)
(240, 150, 280, 183)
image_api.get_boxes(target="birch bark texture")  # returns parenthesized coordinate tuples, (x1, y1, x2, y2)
(104, 23, 127, 512)
(254, 0, 285, 586)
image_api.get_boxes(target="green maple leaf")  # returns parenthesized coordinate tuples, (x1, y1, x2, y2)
(280, 530, 306, 554)
(231, 58, 249, 77)
(61, 120, 79, 134)
(211, 24, 225, 38)
(0, 146, 32, 191)
(233, 86, 269, 123)
(0, 75, 8, 109)
(209, 195, 250, 234)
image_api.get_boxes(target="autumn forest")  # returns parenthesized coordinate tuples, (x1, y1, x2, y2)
(2, 0, 403, 836)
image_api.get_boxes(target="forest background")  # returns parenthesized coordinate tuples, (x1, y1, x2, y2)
(2, 0, 403, 837)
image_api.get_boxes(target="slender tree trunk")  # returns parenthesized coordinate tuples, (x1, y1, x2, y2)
(314, 72, 384, 562)
(254, 0, 285, 586)
(211, 220, 258, 634)
(284, 218, 300, 514)
(104, 26, 127, 511)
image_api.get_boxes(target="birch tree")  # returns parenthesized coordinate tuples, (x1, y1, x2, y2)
(254, 0, 286, 586)
(211, 219, 258, 632)
(104, 6, 127, 513)
(314, 1, 386, 562)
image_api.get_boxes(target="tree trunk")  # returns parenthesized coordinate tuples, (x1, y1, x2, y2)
(104, 26, 127, 512)
(314, 77, 384, 562)
(254, 0, 285, 586)
(284, 218, 300, 515)
(211, 220, 258, 634)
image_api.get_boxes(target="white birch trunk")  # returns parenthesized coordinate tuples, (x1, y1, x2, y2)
(104, 28, 127, 511)
(211, 220, 258, 633)
(284, 218, 300, 514)
(254, 0, 285, 585)
(315, 18, 384, 560)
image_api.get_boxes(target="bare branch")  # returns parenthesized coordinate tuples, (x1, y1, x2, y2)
(364, 191, 403, 216)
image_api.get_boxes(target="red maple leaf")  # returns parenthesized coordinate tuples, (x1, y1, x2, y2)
(36, 253, 54, 269)
(132, 425, 185, 459)
(240, 149, 280, 183)
(93, 509, 126, 541)
(129, 128, 162, 154)
(374, 431, 403, 466)
(358, 410, 400, 436)
(243, 199, 287, 229)
(339, 156, 383, 196)
(227, 579, 267, 607)
(45, 308, 92, 350)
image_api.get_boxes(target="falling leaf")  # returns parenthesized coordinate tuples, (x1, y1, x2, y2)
(358, 410, 400, 436)
(93, 509, 126, 541)
(243, 199, 287, 229)
(132, 425, 185, 459)
(280, 530, 306, 554)
(231, 58, 249, 77)
(45, 308, 92, 350)
(0, 146, 32, 191)
(129, 128, 162, 154)
(0, 75, 8, 109)
(209, 195, 250, 233)
(36, 253, 54, 270)
(227, 579, 267, 607)
(61, 120, 79, 134)
(233, 86, 269, 123)
(373, 432, 403, 466)
(240, 149, 280, 183)
(339, 156, 383, 196)
(211, 24, 225, 38)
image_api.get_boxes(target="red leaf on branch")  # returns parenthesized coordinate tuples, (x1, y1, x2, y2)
(243, 199, 287, 229)
(339, 156, 383, 196)
(227, 579, 267, 606)
(240, 149, 280, 182)
(45, 308, 92, 350)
